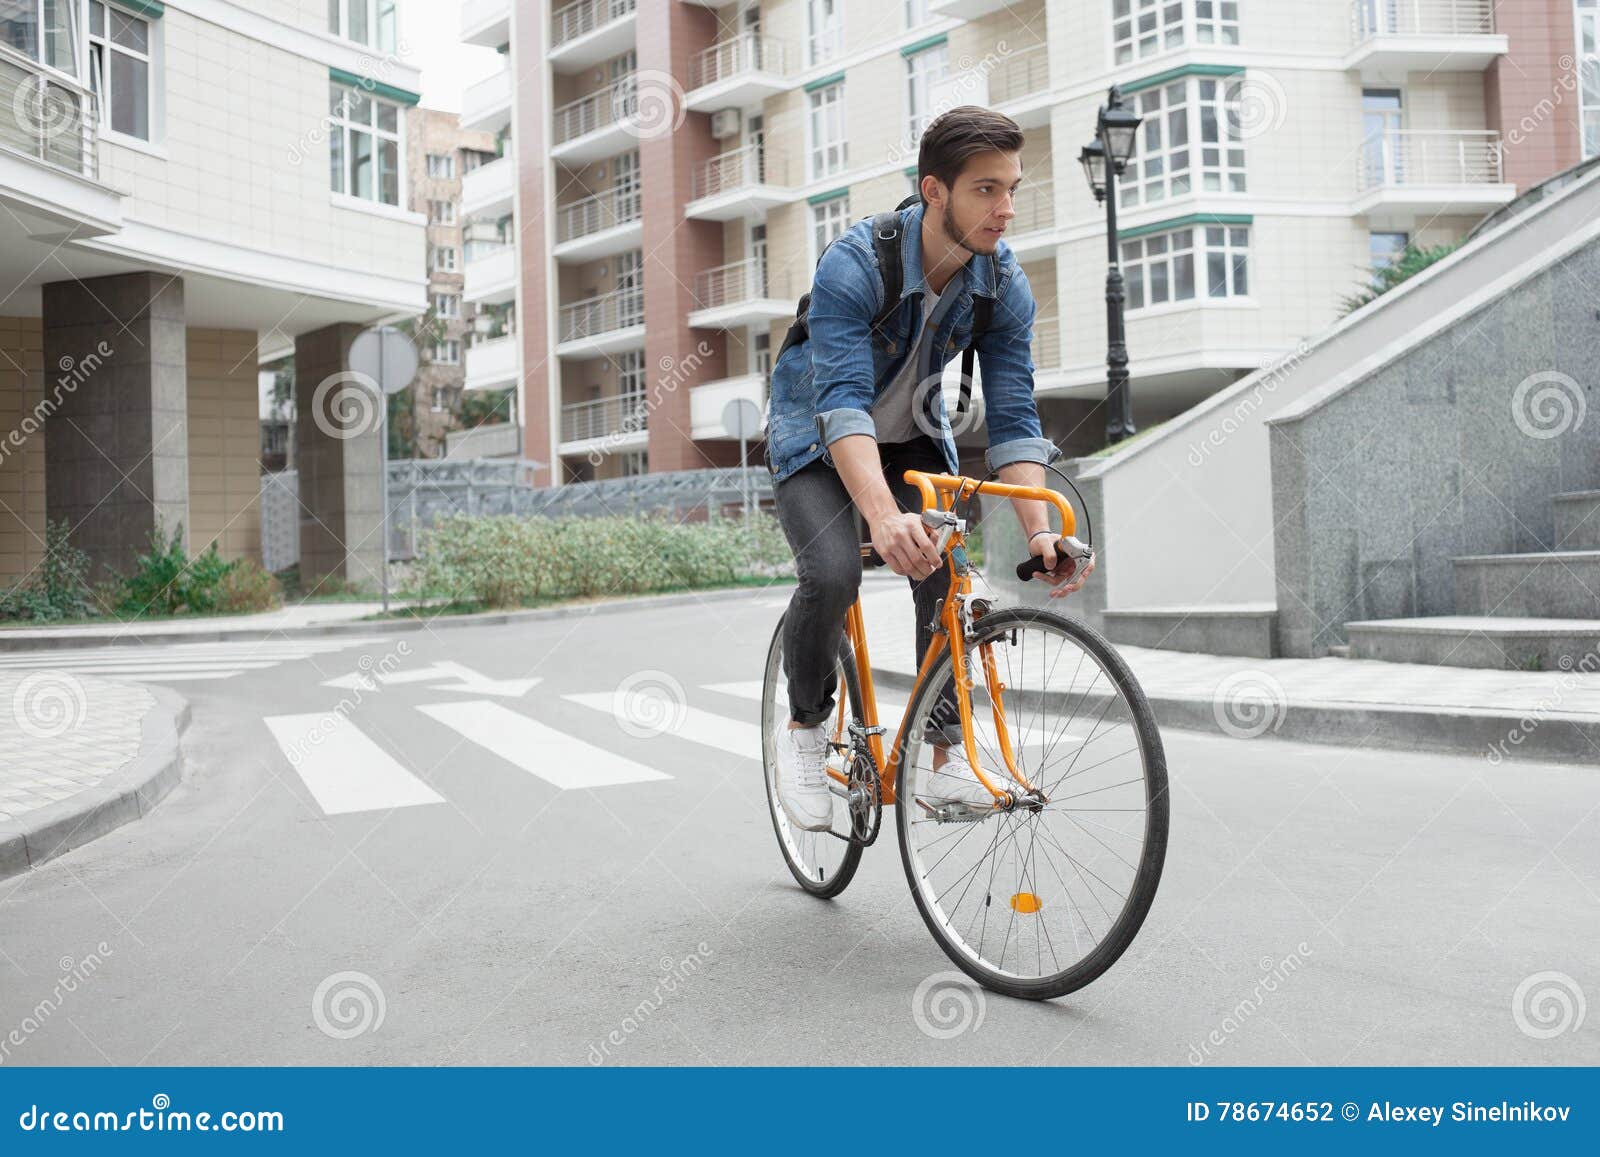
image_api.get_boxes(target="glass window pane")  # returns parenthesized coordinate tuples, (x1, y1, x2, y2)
(330, 125, 345, 193)
(1175, 252, 1195, 299)
(1206, 226, 1224, 246)
(3, 0, 40, 60)
(349, 0, 369, 44)
(1232, 253, 1249, 296)
(92, 2, 106, 37)
(1208, 252, 1227, 297)
(350, 129, 373, 199)
(379, 138, 399, 205)
(1126, 264, 1144, 310)
(42, 0, 76, 72)
(330, 82, 347, 117)
(376, 100, 397, 133)
(377, 0, 397, 53)
(1148, 234, 1167, 255)
(1150, 260, 1170, 303)
(110, 52, 148, 138)
(110, 11, 147, 52)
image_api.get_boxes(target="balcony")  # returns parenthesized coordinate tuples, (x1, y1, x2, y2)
(558, 288, 646, 356)
(688, 259, 794, 330)
(463, 245, 518, 305)
(684, 36, 793, 115)
(461, 0, 510, 48)
(1005, 180, 1056, 259)
(461, 152, 514, 222)
(690, 374, 768, 440)
(445, 423, 523, 459)
(988, 42, 1051, 127)
(552, 75, 646, 164)
(1353, 130, 1514, 218)
(1344, 0, 1506, 75)
(553, 186, 642, 261)
(0, 48, 121, 236)
(929, 0, 1012, 18)
(462, 68, 513, 135)
(464, 334, 520, 391)
(559, 393, 648, 453)
(685, 144, 796, 221)
(1031, 315, 1060, 372)
(550, 0, 638, 72)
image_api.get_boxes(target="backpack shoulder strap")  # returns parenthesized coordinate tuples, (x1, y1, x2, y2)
(868, 211, 904, 332)
(956, 255, 1000, 417)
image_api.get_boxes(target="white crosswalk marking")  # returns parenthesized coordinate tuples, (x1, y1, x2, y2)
(561, 693, 763, 759)
(0, 638, 389, 683)
(416, 700, 670, 790)
(264, 712, 444, 815)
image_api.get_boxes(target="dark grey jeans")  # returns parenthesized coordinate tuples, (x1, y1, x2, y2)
(773, 436, 961, 745)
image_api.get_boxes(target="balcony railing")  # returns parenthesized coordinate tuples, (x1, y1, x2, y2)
(692, 143, 789, 200)
(688, 35, 791, 91)
(560, 287, 645, 343)
(561, 393, 648, 443)
(1010, 180, 1054, 235)
(556, 185, 642, 243)
(693, 258, 782, 311)
(1032, 315, 1060, 370)
(0, 47, 98, 179)
(989, 41, 1049, 105)
(552, 0, 637, 49)
(1350, 0, 1495, 40)
(553, 74, 638, 145)
(1357, 129, 1503, 191)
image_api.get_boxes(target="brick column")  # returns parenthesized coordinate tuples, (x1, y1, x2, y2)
(294, 323, 383, 591)
(1485, 0, 1583, 192)
(514, 3, 555, 485)
(636, 0, 729, 473)
(42, 272, 188, 580)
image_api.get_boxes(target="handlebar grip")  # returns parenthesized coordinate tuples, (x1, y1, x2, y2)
(1016, 538, 1084, 582)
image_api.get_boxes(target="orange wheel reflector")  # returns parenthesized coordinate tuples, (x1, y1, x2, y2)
(1009, 893, 1042, 914)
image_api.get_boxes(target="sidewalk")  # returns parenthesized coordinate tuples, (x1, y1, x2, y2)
(859, 588, 1600, 764)
(0, 601, 386, 650)
(0, 672, 188, 879)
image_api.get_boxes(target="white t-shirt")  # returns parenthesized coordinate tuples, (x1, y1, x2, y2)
(869, 276, 962, 444)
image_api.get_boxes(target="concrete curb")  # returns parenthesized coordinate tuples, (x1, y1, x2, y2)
(870, 667, 1597, 765)
(0, 581, 800, 653)
(0, 686, 190, 881)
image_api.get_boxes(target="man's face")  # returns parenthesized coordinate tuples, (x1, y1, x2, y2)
(937, 151, 1022, 256)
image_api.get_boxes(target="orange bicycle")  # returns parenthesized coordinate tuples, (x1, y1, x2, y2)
(761, 470, 1169, 1000)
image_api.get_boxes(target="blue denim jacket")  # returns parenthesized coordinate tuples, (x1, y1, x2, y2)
(764, 200, 1060, 483)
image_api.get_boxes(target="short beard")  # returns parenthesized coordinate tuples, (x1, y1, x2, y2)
(941, 203, 996, 256)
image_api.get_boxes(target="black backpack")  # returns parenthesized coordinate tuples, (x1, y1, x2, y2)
(775, 194, 997, 418)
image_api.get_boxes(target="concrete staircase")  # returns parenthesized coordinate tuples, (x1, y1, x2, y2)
(1346, 490, 1600, 670)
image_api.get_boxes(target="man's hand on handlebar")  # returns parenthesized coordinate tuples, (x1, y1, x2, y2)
(871, 511, 943, 581)
(1025, 533, 1096, 599)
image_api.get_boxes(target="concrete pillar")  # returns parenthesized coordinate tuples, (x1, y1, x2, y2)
(42, 272, 188, 579)
(294, 323, 383, 591)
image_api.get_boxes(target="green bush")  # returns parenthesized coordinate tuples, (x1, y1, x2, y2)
(415, 511, 794, 609)
(216, 558, 283, 614)
(115, 525, 244, 617)
(0, 520, 94, 621)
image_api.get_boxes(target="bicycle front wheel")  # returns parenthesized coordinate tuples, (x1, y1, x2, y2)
(896, 606, 1168, 1000)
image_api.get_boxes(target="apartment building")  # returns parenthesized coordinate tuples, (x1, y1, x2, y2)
(407, 106, 498, 457)
(467, 0, 1587, 482)
(0, 0, 426, 589)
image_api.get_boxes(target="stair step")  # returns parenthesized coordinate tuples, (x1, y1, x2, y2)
(1100, 604, 1277, 658)
(1552, 490, 1600, 551)
(1451, 550, 1600, 618)
(1346, 616, 1600, 670)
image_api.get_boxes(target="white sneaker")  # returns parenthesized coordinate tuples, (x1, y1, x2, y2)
(929, 744, 1020, 810)
(775, 723, 834, 832)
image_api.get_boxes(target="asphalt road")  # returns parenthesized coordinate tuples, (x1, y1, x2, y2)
(1, 583, 1595, 1066)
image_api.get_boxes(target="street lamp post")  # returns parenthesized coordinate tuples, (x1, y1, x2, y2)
(1079, 86, 1143, 447)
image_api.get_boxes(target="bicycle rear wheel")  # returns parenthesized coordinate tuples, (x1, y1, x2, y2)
(896, 606, 1168, 999)
(761, 613, 865, 898)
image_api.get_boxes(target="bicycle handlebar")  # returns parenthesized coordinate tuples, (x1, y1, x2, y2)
(1016, 536, 1095, 582)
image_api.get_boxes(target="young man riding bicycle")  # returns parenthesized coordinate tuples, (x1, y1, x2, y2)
(765, 105, 1095, 833)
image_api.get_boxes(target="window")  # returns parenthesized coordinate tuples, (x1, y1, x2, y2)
(811, 195, 850, 260)
(1361, 88, 1404, 186)
(329, 81, 401, 206)
(431, 386, 450, 413)
(2, 0, 80, 72)
(329, 0, 397, 52)
(432, 339, 460, 365)
(616, 250, 644, 327)
(1581, 1, 1600, 156)
(427, 153, 456, 178)
(807, 0, 842, 65)
(1112, 0, 1185, 65)
(1369, 231, 1409, 274)
(88, 2, 151, 141)
(1194, 0, 1239, 44)
(429, 199, 456, 224)
(905, 0, 930, 25)
(617, 349, 646, 400)
(807, 82, 846, 179)
(432, 293, 460, 319)
(1121, 224, 1250, 311)
(433, 247, 457, 272)
(621, 450, 648, 477)
(1120, 76, 1247, 208)
(906, 42, 948, 142)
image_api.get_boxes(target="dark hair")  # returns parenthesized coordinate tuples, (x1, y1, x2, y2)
(917, 106, 1025, 199)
